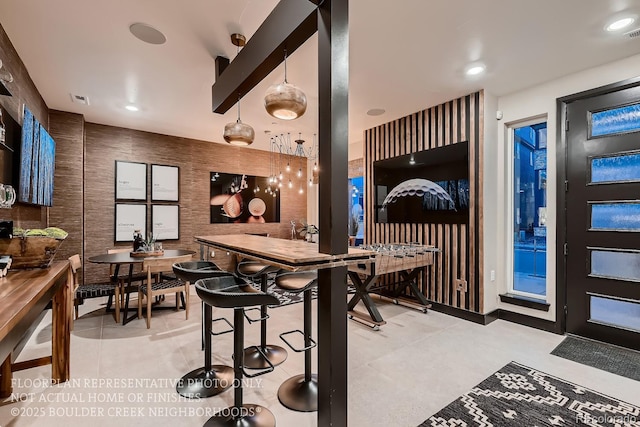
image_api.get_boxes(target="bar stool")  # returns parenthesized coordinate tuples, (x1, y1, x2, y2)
(196, 275, 279, 427)
(236, 260, 287, 369)
(173, 261, 234, 398)
(274, 270, 318, 412)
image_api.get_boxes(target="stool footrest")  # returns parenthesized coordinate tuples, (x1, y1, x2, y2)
(243, 307, 269, 324)
(279, 329, 317, 353)
(211, 317, 234, 336)
(241, 346, 275, 378)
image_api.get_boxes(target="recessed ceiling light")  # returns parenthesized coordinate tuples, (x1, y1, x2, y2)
(465, 64, 486, 76)
(606, 17, 635, 32)
(125, 105, 139, 112)
(129, 22, 167, 45)
(367, 108, 385, 116)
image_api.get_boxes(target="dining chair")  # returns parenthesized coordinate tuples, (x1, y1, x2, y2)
(69, 254, 82, 329)
(138, 254, 194, 328)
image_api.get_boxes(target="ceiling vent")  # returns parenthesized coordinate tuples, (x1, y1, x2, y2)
(625, 28, 640, 38)
(70, 93, 90, 105)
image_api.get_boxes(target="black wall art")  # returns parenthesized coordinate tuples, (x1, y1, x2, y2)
(210, 172, 280, 224)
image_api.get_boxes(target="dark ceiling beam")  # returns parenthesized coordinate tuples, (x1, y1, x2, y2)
(211, 0, 317, 114)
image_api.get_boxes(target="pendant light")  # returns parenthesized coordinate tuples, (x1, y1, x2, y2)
(223, 34, 255, 146)
(264, 49, 307, 120)
(223, 93, 255, 146)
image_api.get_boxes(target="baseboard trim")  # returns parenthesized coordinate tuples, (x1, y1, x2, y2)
(497, 309, 562, 334)
(428, 301, 498, 325)
(427, 302, 561, 334)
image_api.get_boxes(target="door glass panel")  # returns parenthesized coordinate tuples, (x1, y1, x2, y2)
(591, 152, 640, 183)
(591, 103, 640, 137)
(590, 249, 640, 281)
(591, 202, 640, 231)
(590, 295, 640, 332)
(512, 122, 547, 296)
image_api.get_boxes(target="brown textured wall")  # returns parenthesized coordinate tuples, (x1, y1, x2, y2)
(48, 111, 84, 263)
(348, 158, 363, 179)
(364, 91, 484, 313)
(83, 123, 307, 284)
(0, 23, 49, 229)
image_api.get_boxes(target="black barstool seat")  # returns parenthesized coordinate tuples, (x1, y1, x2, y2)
(236, 260, 287, 369)
(173, 261, 234, 399)
(196, 275, 279, 427)
(274, 270, 318, 412)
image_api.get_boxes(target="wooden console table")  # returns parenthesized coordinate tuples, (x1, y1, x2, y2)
(0, 261, 72, 397)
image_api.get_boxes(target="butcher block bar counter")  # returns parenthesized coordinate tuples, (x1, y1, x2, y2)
(0, 261, 72, 397)
(195, 234, 376, 271)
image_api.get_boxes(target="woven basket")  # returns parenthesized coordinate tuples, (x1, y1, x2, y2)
(0, 236, 65, 269)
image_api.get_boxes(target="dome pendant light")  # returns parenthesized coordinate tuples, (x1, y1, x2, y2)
(264, 49, 307, 120)
(223, 94, 255, 146)
(223, 34, 254, 146)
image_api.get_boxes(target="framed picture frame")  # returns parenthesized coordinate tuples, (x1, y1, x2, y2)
(151, 204, 179, 240)
(115, 203, 147, 242)
(151, 164, 179, 202)
(115, 161, 147, 201)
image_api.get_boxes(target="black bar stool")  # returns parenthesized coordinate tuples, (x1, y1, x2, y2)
(274, 270, 318, 412)
(173, 261, 234, 398)
(196, 275, 279, 427)
(236, 260, 288, 369)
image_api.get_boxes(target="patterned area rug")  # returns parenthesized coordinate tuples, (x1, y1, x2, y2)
(420, 362, 640, 427)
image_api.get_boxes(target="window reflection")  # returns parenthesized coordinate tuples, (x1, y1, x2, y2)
(513, 122, 547, 297)
(349, 176, 364, 245)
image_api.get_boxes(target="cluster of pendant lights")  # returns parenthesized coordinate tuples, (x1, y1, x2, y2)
(223, 34, 307, 146)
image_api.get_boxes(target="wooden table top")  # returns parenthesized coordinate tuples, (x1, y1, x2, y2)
(87, 249, 196, 265)
(195, 234, 376, 271)
(0, 261, 69, 343)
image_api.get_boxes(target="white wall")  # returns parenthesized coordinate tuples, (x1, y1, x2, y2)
(493, 52, 640, 321)
(483, 91, 500, 314)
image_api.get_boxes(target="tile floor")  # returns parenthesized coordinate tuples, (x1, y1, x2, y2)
(1, 290, 639, 427)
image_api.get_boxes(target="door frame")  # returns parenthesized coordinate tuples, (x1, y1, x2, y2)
(556, 75, 640, 336)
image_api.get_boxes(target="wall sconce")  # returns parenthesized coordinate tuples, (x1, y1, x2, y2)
(264, 50, 307, 120)
(0, 60, 13, 97)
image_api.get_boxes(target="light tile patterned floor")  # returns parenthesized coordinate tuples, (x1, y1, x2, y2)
(1, 290, 638, 426)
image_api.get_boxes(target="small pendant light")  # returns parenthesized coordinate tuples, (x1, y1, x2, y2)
(264, 49, 307, 120)
(223, 34, 254, 146)
(223, 94, 255, 146)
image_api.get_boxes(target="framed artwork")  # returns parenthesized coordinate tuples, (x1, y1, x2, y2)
(151, 164, 179, 202)
(115, 203, 147, 242)
(152, 204, 179, 240)
(209, 172, 280, 224)
(115, 161, 147, 201)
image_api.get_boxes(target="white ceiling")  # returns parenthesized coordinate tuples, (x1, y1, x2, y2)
(1, 0, 640, 153)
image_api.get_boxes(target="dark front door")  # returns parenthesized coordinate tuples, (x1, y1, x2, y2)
(565, 83, 640, 350)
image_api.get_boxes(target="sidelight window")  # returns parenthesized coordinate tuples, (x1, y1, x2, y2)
(511, 120, 547, 298)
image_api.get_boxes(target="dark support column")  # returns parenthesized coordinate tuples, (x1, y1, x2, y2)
(317, 1, 349, 426)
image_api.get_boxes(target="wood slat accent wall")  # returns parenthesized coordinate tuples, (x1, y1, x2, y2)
(83, 123, 307, 284)
(364, 91, 484, 313)
(0, 23, 49, 230)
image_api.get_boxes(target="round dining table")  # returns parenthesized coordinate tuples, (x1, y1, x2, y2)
(88, 249, 196, 325)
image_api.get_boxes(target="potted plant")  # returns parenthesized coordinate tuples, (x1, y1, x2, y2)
(298, 220, 319, 242)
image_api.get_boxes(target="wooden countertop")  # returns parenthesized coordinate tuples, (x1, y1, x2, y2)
(195, 234, 375, 271)
(0, 261, 69, 344)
